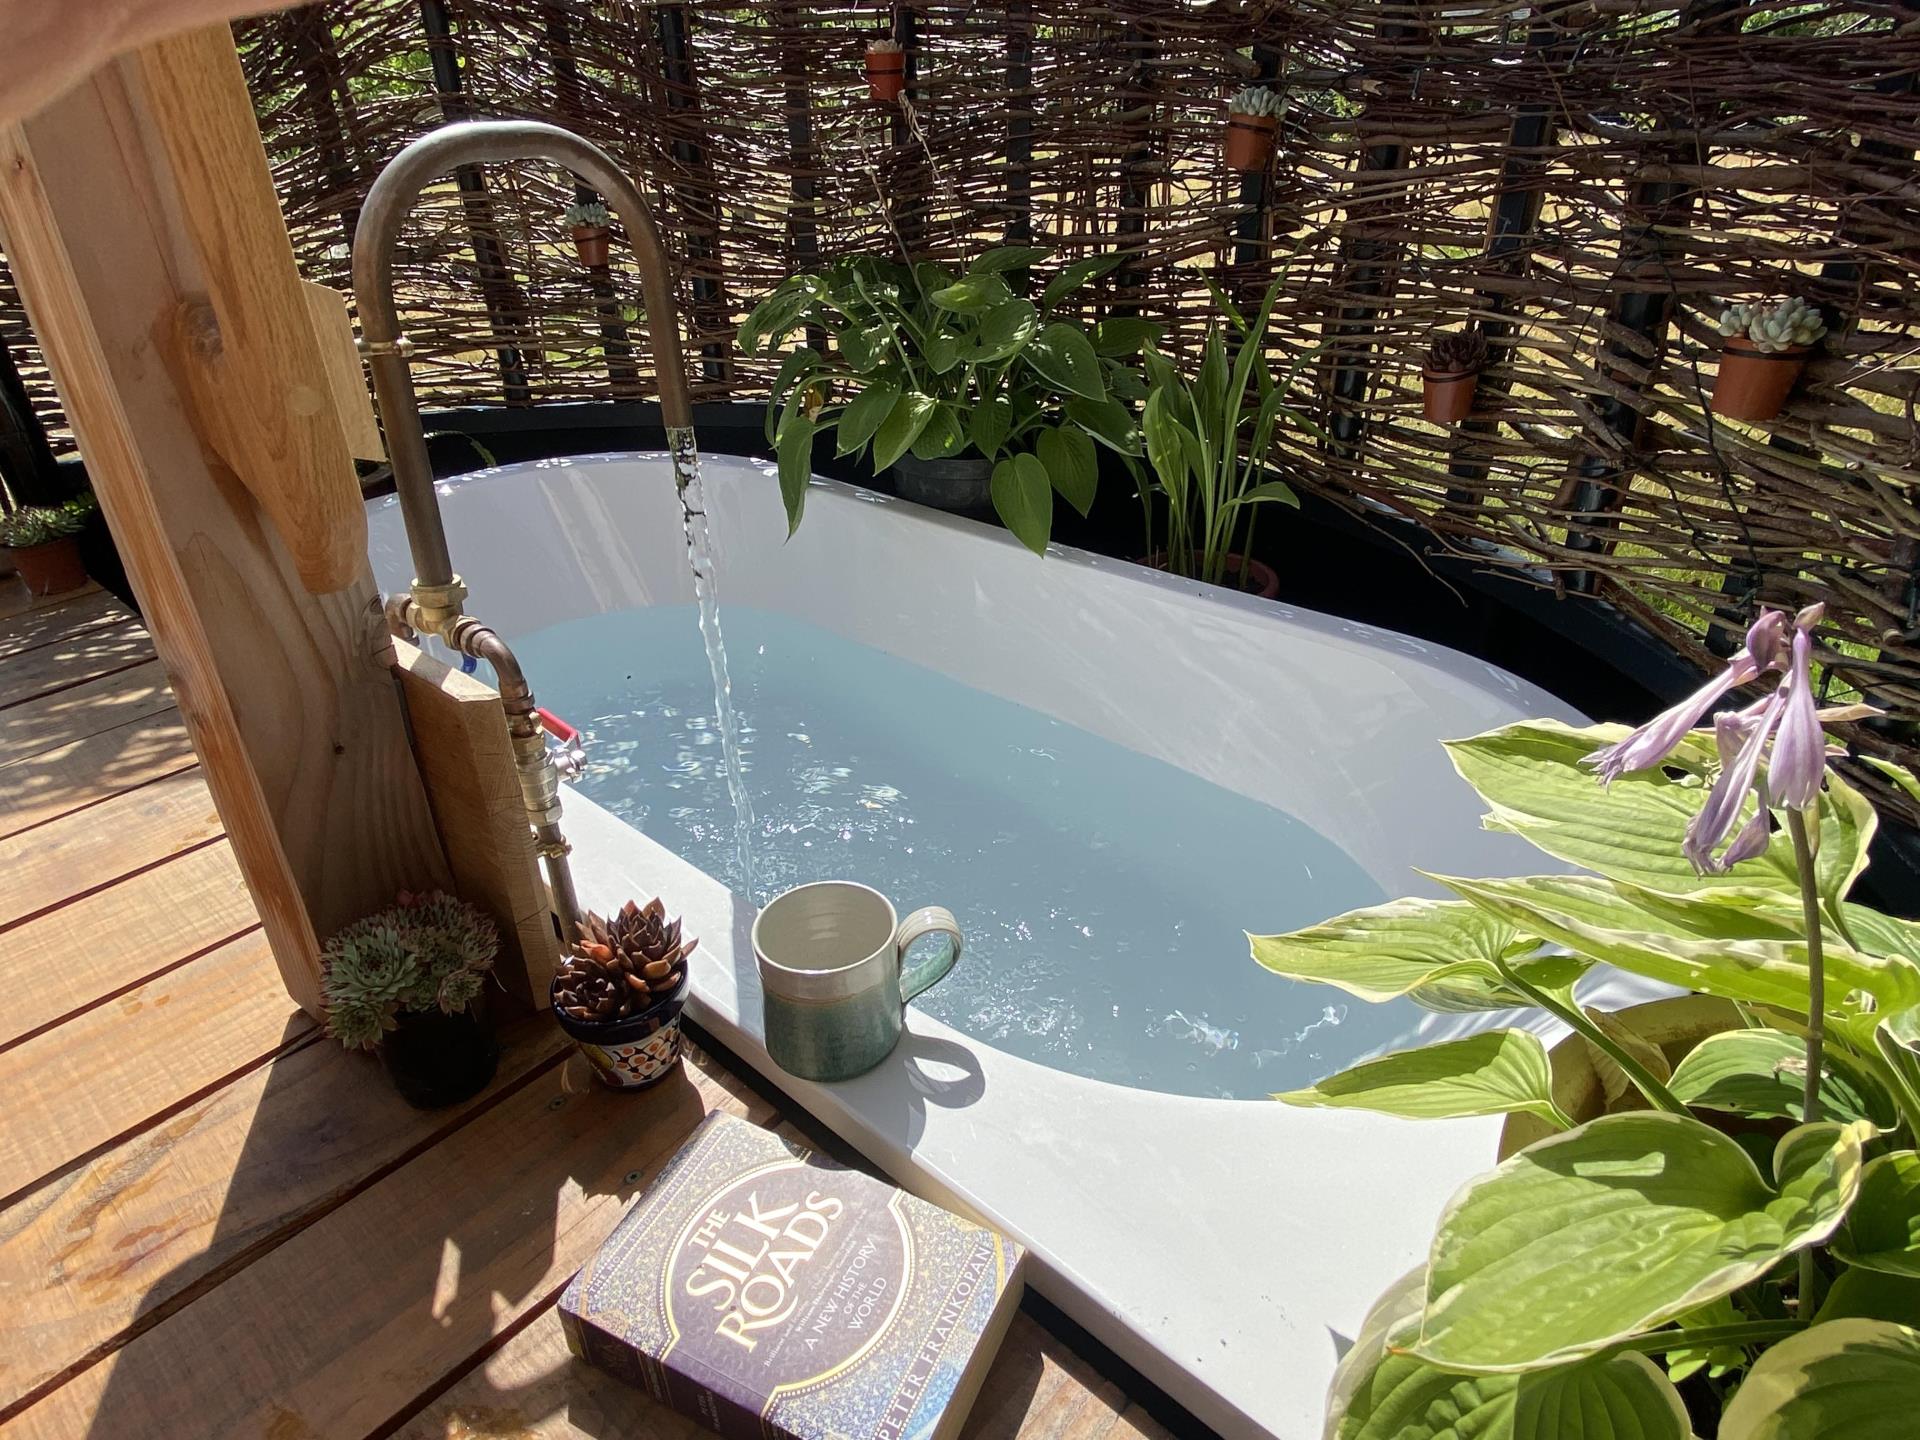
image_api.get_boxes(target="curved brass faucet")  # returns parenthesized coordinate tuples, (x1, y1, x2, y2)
(353, 120, 699, 946)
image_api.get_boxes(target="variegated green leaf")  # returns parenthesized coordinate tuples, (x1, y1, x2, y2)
(1836, 1152, 1920, 1279)
(1249, 898, 1543, 1010)
(1719, 1319, 1920, 1440)
(1277, 1031, 1568, 1127)
(1669, 1028, 1898, 1126)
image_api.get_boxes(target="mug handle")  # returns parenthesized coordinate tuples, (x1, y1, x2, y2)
(896, 905, 962, 1004)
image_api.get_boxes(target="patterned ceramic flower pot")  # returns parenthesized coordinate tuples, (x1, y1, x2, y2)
(552, 970, 690, 1090)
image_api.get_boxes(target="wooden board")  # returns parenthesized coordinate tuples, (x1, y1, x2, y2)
(0, 589, 121, 661)
(0, 616, 152, 710)
(300, 280, 384, 463)
(0, 1014, 572, 1414)
(0, 659, 173, 768)
(0, 930, 308, 1203)
(0, 768, 223, 928)
(394, 639, 556, 1009)
(0, 707, 195, 839)
(0, 842, 256, 1048)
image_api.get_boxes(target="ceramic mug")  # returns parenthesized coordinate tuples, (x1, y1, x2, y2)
(753, 881, 962, 1082)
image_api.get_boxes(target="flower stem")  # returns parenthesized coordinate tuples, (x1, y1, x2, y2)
(1786, 804, 1827, 1319)
(1493, 959, 1691, 1117)
(1614, 1320, 1803, 1354)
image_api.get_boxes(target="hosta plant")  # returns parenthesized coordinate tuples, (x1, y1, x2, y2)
(738, 248, 1151, 554)
(322, 890, 499, 1049)
(1252, 604, 1920, 1438)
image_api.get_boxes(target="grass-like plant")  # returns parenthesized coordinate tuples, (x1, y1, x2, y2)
(0, 494, 94, 549)
(322, 890, 499, 1049)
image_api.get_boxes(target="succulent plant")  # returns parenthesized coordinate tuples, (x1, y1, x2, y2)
(1228, 85, 1286, 120)
(563, 200, 610, 231)
(554, 897, 696, 1024)
(1425, 326, 1489, 374)
(0, 494, 94, 549)
(321, 890, 499, 1049)
(866, 37, 903, 54)
(1717, 296, 1826, 352)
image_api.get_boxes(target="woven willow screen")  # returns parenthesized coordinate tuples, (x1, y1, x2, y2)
(10, 1, 1920, 814)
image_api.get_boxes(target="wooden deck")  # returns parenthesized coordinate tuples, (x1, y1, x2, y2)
(0, 581, 1175, 1440)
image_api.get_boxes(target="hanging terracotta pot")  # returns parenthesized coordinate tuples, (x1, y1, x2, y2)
(1711, 336, 1809, 423)
(1421, 367, 1480, 424)
(571, 224, 611, 268)
(1224, 113, 1278, 173)
(866, 46, 905, 103)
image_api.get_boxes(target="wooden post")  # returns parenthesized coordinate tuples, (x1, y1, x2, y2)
(0, 29, 451, 1018)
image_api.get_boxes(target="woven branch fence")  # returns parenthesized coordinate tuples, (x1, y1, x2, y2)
(5, 0, 1920, 821)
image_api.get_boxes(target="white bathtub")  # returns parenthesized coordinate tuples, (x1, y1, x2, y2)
(367, 452, 1600, 1437)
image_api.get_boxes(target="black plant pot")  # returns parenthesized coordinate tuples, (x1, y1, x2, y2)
(379, 999, 499, 1108)
(891, 453, 993, 515)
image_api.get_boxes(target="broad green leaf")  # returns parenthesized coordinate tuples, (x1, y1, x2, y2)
(969, 394, 1013, 459)
(1411, 1114, 1869, 1372)
(923, 328, 962, 375)
(736, 277, 814, 354)
(1035, 426, 1097, 518)
(1276, 1030, 1568, 1127)
(1064, 394, 1142, 455)
(1582, 1004, 1675, 1111)
(966, 298, 1038, 362)
(1873, 1008, 1920, 1128)
(930, 274, 1012, 313)
(1442, 720, 1870, 900)
(1091, 316, 1163, 356)
(1228, 478, 1300, 509)
(967, 245, 1049, 275)
(1663, 1296, 1746, 1383)
(1438, 872, 1920, 1014)
(1670, 1028, 1898, 1126)
(774, 414, 815, 536)
(837, 321, 893, 374)
(1817, 1267, 1920, 1327)
(872, 391, 938, 471)
(1142, 388, 1190, 491)
(1332, 1349, 1688, 1440)
(1865, 757, 1920, 807)
(909, 403, 967, 461)
(991, 454, 1052, 556)
(1039, 254, 1120, 309)
(1249, 897, 1525, 1006)
(1836, 1152, 1920, 1278)
(1025, 323, 1107, 400)
(1719, 1319, 1920, 1440)
(834, 381, 898, 457)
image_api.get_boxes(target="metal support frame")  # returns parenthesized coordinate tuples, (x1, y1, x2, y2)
(655, 2, 732, 381)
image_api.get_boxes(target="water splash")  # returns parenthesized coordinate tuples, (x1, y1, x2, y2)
(668, 427, 759, 900)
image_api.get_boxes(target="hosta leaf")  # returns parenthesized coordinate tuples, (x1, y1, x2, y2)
(1718, 1319, 1920, 1440)
(775, 414, 815, 536)
(990, 454, 1052, 556)
(1064, 394, 1142, 455)
(1091, 315, 1163, 356)
(1249, 897, 1525, 1007)
(1411, 1114, 1869, 1372)
(966, 244, 1049, 275)
(923, 328, 962, 375)
(1817, 1267, 1920, 1327)
(969, 394, 1013, 460)
(1582, 1005, 1674, 1111)
(1025, 323, 1107, 400)
(1039, 254, 1120, 309)
(1669, 1028, 1897, 1127)
(909, 403, 967, 461)
(1034, 426, 1098, 518)
(837, 321, 893, 374)
(1276, 1031, 1568, 1126)
(871, 391, 937, 471)
(930, 274, 1012, 313)
(1332, 1349, 1689, 1440)
(965, 298, 1038, 362)
(834, 381, 898, 457)
(1836, 1152, 1920, 1278)
(1865, 757, 1920, 807)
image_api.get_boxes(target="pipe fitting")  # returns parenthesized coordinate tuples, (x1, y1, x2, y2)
(408, 577, 470, 639)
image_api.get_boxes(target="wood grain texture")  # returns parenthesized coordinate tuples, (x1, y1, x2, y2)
(0, 659, 173, 767)
(0, 617, 153, 711)
(0, 707, 196, 840)
(0, 843, 255, 1048)
(7, 1049, 772, 1440)
(394, 639, 556, 1009)
(301, 280, 385, 463)
(0, 931, 308, 1203)
(0, 33, 450, 1017)
(0, 588, 120, 660)
(0, 768, 223, 928)
(0, 1015, 572, 1414)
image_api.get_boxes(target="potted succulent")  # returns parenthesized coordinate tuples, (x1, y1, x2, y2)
(865, 37, 905, 103)
(1420, 326, 1488, 423)
(322, 890, 500, 1108)
(1713, 296, 1826, 422)
(551, 897, 697, 1090)
(1138, 278, 1323, 597)
(0, 494, 94, 596)
(740, 247, 1151, 554)
(564, 200, 612, 268)
(1224, 85, 1285, 173)
(1254, 605, 1920, 1437)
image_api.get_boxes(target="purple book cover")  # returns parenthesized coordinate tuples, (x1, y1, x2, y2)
(560, 1112, 1025, 1440)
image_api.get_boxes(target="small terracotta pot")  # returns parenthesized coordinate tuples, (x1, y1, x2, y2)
(1422, 367, 1480, 423)
(1143, 551, 1281, 599)
(570, 224, 611, 268)
(13, 536, 87, 596)
(866, 51, 905, 103)
(551, 970, 691, 1091)
(1712, 337, 1809, 423)
(1224, 112, 1278, 173)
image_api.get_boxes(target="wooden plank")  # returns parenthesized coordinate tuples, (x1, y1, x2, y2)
(0, 658, 173, 767)
(0, 33, 451, 1018)
(300, 280, 385, 462)
(0, 768, 223, 928)
(0, 931, 309, 1203)
(0, 617, 153, 711)
(0, 589, 124, 662)
(394, 639, 555, 1009)
(0, 843, 254, 1047)
(7, 1047, 774, 1439)
(0, 707, 196, 839)
(0, 1014, 571, 1414)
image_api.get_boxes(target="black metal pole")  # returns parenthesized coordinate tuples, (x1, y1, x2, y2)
(655, 2, 731, 383)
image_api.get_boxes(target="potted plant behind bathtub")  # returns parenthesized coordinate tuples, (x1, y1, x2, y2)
(737, 248, 1151, 555)
(1137, 278, 1324, 597)
(1247, 604, 1920, 1437)
(323, 889, 501, 1108)
(0, 494, 95, 596)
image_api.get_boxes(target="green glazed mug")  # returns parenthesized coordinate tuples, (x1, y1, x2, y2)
(753, 880, 963, 1083)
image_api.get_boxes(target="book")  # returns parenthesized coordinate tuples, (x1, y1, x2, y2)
(560, 1111, 1026, 1440)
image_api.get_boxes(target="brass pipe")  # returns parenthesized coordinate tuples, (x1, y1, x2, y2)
(354, 121, 700, 947)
